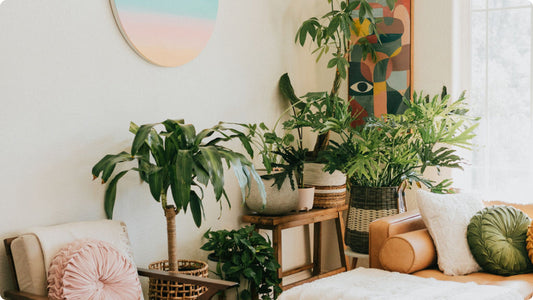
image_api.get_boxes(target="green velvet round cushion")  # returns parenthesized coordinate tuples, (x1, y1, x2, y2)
(467, 206, 532, 275)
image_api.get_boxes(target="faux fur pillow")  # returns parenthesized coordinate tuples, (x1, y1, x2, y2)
(47, 239, 141, 300)
(416, 190, 482, 276)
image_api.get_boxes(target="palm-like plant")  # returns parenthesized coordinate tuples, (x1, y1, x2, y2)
(92, 119, 265, 272)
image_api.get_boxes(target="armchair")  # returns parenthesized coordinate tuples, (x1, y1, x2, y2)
(3, 220, 237, 300)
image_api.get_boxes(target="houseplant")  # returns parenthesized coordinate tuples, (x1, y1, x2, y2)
(320, 87, 480, 253)
(201, 225, 282, 300)
(234, 121, 313, 214)
(281, 0, 398, 159)
(91, 119, 266, 298)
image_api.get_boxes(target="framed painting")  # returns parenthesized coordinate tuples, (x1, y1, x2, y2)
(349, 0, 413, 126)
(110, 0, 219, 67)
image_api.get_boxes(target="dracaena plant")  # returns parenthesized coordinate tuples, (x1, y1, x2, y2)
(281, 0, 397, 160)
(92, 119, 265, 272)
(321, 87, 480, 193)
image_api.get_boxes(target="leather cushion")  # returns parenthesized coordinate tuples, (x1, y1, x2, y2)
(467, 206, 532, 275)
(379, 229, 437, 274)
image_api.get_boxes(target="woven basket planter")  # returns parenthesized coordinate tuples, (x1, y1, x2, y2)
(148, 259, 209, 300)
(345, 186, 406, 254)
(303, 163, 347, 208)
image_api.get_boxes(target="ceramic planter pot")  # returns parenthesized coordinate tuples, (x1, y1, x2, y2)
(297, 187, 315, 211)
(245, 171, 299, 215)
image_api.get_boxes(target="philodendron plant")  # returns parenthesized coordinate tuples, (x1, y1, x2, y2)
(92, 119, 265, 272)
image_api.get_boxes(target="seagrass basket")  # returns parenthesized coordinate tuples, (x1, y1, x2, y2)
(345, 186, 406, 254)
(148, 259, 209, 300)
(312, 184, 347, 208)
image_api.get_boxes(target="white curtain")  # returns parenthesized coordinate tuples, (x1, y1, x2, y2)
(463, 0, 533, 203)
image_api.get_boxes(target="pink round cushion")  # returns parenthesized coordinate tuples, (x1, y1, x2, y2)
(47, 239, 142, 300)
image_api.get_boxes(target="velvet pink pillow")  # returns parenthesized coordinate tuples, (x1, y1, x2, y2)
(47, 239, 142, 300)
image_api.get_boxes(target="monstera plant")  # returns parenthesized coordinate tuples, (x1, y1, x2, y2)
(92, 119, 265, 272)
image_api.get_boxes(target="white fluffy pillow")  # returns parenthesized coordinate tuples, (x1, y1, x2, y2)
(416, 190, 482, 276)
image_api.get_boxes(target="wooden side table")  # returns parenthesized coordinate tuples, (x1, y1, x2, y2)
(242, 205, 349, 291)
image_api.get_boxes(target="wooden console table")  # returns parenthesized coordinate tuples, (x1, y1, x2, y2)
(242, 205, 349, 291)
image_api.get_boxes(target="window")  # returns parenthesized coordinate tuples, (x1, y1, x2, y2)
(468, 0, 533, 202)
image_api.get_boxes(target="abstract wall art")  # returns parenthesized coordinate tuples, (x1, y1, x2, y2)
(110, 0, 219, 67)
(349, 0, 412, 126)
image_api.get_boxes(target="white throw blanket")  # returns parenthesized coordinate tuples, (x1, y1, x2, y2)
(29, 219, 133, 274)
(279, 268, 523, 300)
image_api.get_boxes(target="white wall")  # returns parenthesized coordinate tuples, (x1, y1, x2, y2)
(0, 0, 334, 294)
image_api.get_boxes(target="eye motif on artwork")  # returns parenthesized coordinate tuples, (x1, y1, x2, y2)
(351, 81, 374, 94)
(110, 0, 219, 67)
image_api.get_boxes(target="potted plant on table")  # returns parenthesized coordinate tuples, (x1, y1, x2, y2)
(91, 119, 265, 299)
(234, 120, 314, 214)
(201, 225, 282, 300)
(320, 88, 480, 253)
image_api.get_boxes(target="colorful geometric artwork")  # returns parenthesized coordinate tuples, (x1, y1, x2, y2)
(349, 0, 412, 126)
(110, 0, 218, 67)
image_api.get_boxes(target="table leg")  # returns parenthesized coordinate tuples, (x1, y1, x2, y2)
(312, 222, 322, 276)
(335, 211, 348, 271)
(272, 226, 283, 281)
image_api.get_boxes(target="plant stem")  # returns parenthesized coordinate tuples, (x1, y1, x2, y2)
(165, 205, 178, 272)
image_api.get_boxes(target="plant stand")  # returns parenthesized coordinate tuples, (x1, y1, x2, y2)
(148, 259, 209, 300)
(242, 205, 349, 293)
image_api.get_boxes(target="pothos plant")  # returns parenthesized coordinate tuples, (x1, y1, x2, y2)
(320, 87, 480, 193)
(201, 225, 282, 300)
(92, 119, 266, 272)
(281, 0, 398, 160)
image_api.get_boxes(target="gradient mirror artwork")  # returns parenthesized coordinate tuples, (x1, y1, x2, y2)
(110, 0, 218, 67)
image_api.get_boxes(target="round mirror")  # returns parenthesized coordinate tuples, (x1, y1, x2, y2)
(110, 0, 218, 67)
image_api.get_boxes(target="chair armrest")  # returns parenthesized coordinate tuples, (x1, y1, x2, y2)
(368, 210, 426, 269)
(138, 267, 238, 300)
(4, 290, 48, 300)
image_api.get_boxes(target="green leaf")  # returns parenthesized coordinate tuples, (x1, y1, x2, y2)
(176, 124, 196, 147)
(170, 150, 193, 211)
(131, 123, 157, 155)
(189, 190, 202, 227)
(91, 152, 133, 182)
(104, 170, 129, 219)
(147, 169, 163, 202)
(386, 0, 396, 10)
(200, 146, 225, 200)
(279, 73, 305, 110)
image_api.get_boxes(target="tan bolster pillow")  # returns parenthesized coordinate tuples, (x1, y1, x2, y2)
(379, 229, 437, 274)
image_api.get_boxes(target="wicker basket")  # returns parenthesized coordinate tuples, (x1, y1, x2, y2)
(345, 186, 406, 254)
(312, 184, 347, 208)
(148, 259, 209, 300)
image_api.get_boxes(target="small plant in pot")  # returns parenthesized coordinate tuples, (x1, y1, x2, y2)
(92, 119, 265, 299)
(201, 225, 282, 300)
(233, 120, 314, 214)
(320, 87, 480, 253)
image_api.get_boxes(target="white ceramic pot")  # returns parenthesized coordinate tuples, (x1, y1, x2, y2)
(245, 172, 299, 215)
(297, 187, 315, 211)
(303, 163, 346, 186)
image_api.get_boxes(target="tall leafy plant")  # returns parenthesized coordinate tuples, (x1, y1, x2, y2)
(321, 88, 479, 193)
(281, 0, 397, 159)
(92, 119, 265, 272)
